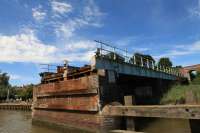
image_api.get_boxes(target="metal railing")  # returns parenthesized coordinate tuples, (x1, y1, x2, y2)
(40, 64, 58, 72)
(94, 40, 185, 77)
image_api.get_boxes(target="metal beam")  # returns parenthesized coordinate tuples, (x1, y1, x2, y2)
(91, 56, 179, 80)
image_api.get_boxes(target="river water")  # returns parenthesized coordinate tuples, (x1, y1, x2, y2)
(0, 110, 61, 133)
(0, 110, 194, 133)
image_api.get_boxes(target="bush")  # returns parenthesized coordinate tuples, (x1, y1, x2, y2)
(161, 84, 200, 104)
(15, 84, 33, 101)
(191, 72, 200, 85)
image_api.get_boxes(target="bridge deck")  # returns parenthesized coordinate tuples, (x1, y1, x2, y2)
(91, 56, 184, 81)
(102, 105, 200, 119)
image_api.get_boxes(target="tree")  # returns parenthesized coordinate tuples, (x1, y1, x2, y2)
(0, 72, 9, 86)
(175, 65, 182, 68)
(158, 57, 173, 68)
(191, 72, 200, 85)
(0, 72, 10, 100)
(15, 84, 34, 100)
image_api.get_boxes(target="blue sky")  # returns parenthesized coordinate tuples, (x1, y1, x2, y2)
(0, 0, 200, 86)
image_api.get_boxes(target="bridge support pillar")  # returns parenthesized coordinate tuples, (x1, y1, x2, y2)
(124, 96, 135, 131)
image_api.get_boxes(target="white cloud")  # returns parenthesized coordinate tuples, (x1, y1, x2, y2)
(32, 6, 46, 21)
(10, 74, 22, 80)
(156, 40, 200, 58)
(55, 20, 76, 38)
(61, 50, 95, 62)
(0, 30, 58, 63)
(0, 28, 98, 63)
(115, 36, 150, 53)
(51, 1, 72, 15)
(54, 0, 104, 39)
(189, 0, 200, 18)
(81, 0, 105, 27)
(65, 40, 97, 52)
(0, 0, 105, 64)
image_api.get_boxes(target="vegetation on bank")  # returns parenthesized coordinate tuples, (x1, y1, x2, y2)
(161, 73, 200, 104)
(14, 84, 34, 101)
(0, 71, 34, 102)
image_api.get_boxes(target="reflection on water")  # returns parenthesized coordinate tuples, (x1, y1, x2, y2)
(0, 110, 198, 133)
(0, 110, 61, 133)
(136, 118, 191, 133)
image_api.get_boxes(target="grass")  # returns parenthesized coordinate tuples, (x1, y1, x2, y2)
(161, 72, 200, 104)
(160, 85, 200, 104)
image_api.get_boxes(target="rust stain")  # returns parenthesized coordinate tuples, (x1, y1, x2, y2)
(35, 94, 99, 111)
(37, 75, 99, 95)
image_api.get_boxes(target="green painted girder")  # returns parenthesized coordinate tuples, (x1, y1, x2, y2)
(91, 56, 180, 80)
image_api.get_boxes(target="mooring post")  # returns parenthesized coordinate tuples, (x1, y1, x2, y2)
(124, 95, 135, 131)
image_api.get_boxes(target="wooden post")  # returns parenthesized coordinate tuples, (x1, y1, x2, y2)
(124, 96, 135, 131)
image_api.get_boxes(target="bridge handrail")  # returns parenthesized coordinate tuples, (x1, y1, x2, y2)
(94, 40, 185, 78)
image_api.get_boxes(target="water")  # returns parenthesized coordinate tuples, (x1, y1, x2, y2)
(136, 118, 192, 133)
(0, 110, 196, 133)
(0, 110, 61, 133)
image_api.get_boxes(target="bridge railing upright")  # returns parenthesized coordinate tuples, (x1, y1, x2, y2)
(94, 40, 185, 77)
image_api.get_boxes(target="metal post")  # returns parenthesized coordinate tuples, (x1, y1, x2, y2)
(172, 69, 175, 75)
(147, 59, 149, 68)
(63, 60, 68, 80)
(47, 64, 50, 72)
(113, 47, 116, 60)
(133, 55, 136, 65)
(125, 48, 128, 62)
(141, 57, 143, 67)
(100, 43, 103, 56)
(152, 61, 154, 70)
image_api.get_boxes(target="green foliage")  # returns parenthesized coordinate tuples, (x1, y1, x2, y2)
(161, 71, 200, 104)
(0, 71, 34, 101)
(15, 84, 33, 100)
(0, 72, 10, 100)
(0, 72, 9, 86)
(158, 57, 173, 67)
(161, 84, 200, 104)
(191, 72, 200, 85)
(175, 65, 182, 68)
(161, 85, 187, 104)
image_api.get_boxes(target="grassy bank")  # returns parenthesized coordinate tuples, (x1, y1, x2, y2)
(161, 84, 200, 104)
(161, 73, 200, 104)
